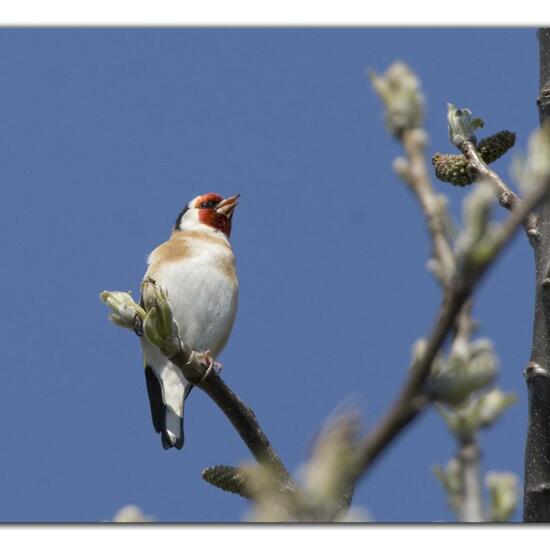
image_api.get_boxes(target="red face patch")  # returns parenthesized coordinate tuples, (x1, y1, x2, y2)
(196, 193, 232, 237)
(198, 209, 232, 237)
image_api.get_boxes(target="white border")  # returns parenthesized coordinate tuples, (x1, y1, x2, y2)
(0, 524, 539, 550)
(0, 0, 547, 538)
(0, 0, 549, 26)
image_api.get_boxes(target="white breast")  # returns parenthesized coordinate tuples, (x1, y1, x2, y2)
(145, 235, 238, 358)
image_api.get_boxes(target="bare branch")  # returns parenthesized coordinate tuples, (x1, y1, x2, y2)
(538, 28, 550, 123)
(434, 437, 484, 522)
(457, 139, 539, 240)
(101, 289, 292, 487)
(392, 127, 486, 522)
(155, 334, 292, 485)
(398, 128, 456, 285)
(371, 75, 536, 521)
(173, 349, 293, 485)
(353, 169, 550, 481)
(456, 435, 484, 522)
(524, 27, 550, 523)
(447, 302, 487, 532)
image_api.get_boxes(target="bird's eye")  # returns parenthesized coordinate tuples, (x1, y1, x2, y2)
(199, 200, 218, 209)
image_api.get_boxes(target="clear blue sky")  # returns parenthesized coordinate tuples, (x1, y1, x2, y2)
(0, 28, 539, 522)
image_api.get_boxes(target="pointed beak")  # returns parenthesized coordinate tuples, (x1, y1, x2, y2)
(215, 194, 240, 217)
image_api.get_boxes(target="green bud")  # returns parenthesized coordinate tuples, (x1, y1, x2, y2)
(143, 307, 164, 347)
(300, 411, 362, 509)
(475, 389, 517, 428)
(447, 103, 484, 146)
(241, 462, 295, 522)
(486, 471, 518, 522)
(513, 124, 550, 191)
(427, 339, 498, 406)
(434, 458, 463, 514)
(112, 504, 154, 523)
(370, 62, 424, 137)
(152, 286, 173, 340)
(159, 305, 173, 339)
(100, 290, 146, 329)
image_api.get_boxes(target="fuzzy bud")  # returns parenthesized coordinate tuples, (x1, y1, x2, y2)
(300, 411, 362, 512)
(140, 279, 182, 356)
(447, 103, 484, 146)
(437, 387, 516, 439)
(513, 124, 550, 191)
(475, 388, 517, 428)
(112, 505, 154, 523)
(370, 62, 424, 137)
(100, 290, 146, 329)
(427, 339, 498, 405)
(486, 471, 518, 522)
(433, 458, 463, 514)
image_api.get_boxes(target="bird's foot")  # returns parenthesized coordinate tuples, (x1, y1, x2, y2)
(212, 361, 223, 374)
(199, 352, 223, 382)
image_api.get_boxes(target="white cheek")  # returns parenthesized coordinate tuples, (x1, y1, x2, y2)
(178, 209, 200, 231)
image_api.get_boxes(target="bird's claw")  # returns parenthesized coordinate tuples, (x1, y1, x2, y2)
(199, 352, 223, 383)
(211, 360, 223, 374)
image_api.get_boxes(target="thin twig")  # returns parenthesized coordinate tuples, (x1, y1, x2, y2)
(456, 434, 484, 522)
(353, 171, 550, 482)
(134, 317, 293, 486)
(171, 350, 292, 484)
(395, 128, 485, 520)
(399, 128, 456, 285)
(448, 304, 484, 521)
(450, 301, 474, 358)
(458, 139, 539, 241)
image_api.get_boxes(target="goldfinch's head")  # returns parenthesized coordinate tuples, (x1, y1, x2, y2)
(174, 193, 240, 237)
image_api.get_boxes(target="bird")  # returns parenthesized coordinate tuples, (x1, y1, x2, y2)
(140, 192, 239, 449)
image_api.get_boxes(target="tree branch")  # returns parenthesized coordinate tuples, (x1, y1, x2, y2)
(457, 139, 539, 240)
(101, 289, 292, 487)
(397, 128, 456, 285)
(456, 434, 484, 522)
(354, 170, 550, 481)
(449, 305, 484, 522)
(538, 28, 550, 124)
(168, 345, 292, 485)
(523, 27, 550, 523)
(386, 127, 489, 521)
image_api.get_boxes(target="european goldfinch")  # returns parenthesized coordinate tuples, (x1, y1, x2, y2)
(140, 193, 239, 449)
